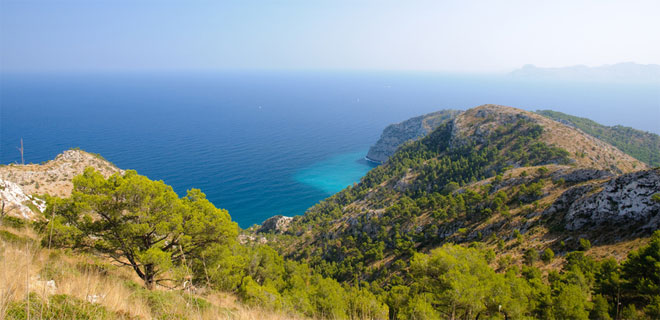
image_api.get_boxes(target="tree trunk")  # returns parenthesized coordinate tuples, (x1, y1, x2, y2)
(145, 264, 155, 290)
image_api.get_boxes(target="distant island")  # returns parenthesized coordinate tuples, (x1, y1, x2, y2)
(510, 62, 660, 82)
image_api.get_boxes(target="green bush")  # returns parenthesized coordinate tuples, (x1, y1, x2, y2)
(579, 238, 591, 251)
(0, 230, 36, 246)
(238, 276, 283, 310)
(652, 193, 660, 203)
(40, 259, 80, 282)
(6, 293, 112, 320)
(523, 248, 538, 266)
(130, 283, 212, 319)
(541, 248, 555, 263)
(1, 215, 26, 229)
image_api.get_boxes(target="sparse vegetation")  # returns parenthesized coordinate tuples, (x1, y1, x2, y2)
(537, 110, 660, 166)
(652, 193, 660, 203)
(0, 231, 308, 319)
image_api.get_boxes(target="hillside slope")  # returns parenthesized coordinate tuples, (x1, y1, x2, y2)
(0, 221, 309, 320)
(267, 105, 655, 284)
(454, 105, 644, 173)
(0, 149, 123, 220)
(0, 149, 122, 198)
(537, 109, 660, 166)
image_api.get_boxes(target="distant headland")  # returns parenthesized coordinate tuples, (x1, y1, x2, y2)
(510, 62, 660, 82)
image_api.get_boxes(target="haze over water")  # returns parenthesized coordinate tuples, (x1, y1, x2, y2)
(1, 71, 658, 227)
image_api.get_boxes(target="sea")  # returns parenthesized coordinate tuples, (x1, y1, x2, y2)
(1, 71, 658, 228)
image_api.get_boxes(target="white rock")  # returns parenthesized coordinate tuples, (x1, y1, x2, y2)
(0, 179, 45, 219)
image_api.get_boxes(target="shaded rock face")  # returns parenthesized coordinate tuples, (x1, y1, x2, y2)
(554, 168, 614, 183)
(366, 110, 460, 163)
(553, 169, 660, 232)
(543, 184, 595, 217)
(258, 215, 293, 234)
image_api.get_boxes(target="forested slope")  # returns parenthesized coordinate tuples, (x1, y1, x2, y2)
(260, 105, 659, 319)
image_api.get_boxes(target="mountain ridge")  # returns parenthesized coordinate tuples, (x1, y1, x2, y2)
(536, 109, 660, 166)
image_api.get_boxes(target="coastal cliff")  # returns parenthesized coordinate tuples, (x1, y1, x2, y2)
(365, 109, 460, 163)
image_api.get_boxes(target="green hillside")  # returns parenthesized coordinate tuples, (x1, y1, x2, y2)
(263, 105, 660, 319)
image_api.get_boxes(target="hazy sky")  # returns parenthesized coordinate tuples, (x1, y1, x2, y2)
(1, 0, 659, 73)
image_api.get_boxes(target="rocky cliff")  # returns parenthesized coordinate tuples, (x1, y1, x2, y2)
(0, 149, 122, 219)
(366, 109, 460, 163)
(258, 215, 293, 233)
(557, 168, 660, 233)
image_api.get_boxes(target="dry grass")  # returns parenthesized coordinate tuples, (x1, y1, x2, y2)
(0, 228, 311, 320)
(203, 293, 309, 320)
(55, 265, 152, 318)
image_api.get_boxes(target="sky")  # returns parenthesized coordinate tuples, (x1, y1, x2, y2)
(1, 0, 659, 73)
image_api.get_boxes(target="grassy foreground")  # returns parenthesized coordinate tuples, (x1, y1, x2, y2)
(0, 219, 307, 320)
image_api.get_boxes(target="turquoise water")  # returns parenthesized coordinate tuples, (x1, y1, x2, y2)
(294, 150, 377, 195)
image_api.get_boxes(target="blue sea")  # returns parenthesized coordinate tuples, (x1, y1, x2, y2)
(1, 71, 658, 227)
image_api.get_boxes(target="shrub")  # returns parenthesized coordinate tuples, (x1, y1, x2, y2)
(652, 193, 660, 203)
(1, 215, 26, 229)
(514, 229, 524, 245)
(523, 248, 538, 266)
(541, 248, 555, 263)
(238, 276, 283, 310)
(132, 284, 212, 319)
(579, 238, 591, 251)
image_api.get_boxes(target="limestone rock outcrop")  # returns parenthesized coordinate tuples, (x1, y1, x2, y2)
(0, 179, 46, 219)
(258, 215, 293, 234)
(561, 168, 660, 232)
(0, 149, 122, 198)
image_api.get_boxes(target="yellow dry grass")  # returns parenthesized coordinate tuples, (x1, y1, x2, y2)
(0, 227, 310, 320)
